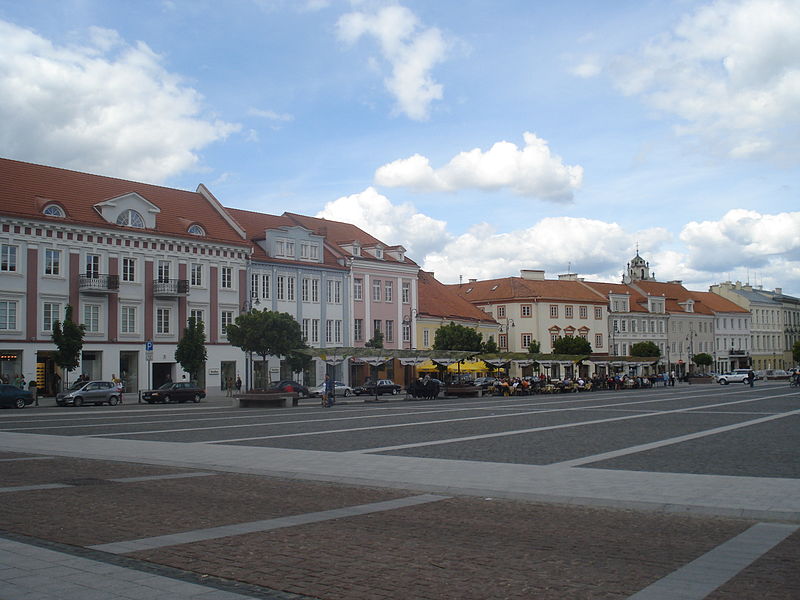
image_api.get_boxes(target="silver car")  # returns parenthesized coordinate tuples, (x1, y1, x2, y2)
(57, 381, 121, 406)
(309, 380, 353, 398)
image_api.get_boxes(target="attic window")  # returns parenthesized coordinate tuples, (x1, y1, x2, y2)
(116, 209, 145, 228)
(374, 248, 383, 259)
(43, 204, 65, 218)
(188, 224, 206, 236)
(466, 288, 473, 294)
(491, 285, 499, 291)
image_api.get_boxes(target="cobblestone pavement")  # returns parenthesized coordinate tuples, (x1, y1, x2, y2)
(1, 453, 798, 599)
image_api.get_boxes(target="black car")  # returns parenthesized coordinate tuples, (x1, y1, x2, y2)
(0, 384, 34, 409)
(266, 380, 309, 397)
(354, 379, 403, 396)
(141, 382, 206, 404)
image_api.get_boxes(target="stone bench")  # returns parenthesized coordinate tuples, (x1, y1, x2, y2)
(444, 385, 483, 398)
(235, 392, 299, 408)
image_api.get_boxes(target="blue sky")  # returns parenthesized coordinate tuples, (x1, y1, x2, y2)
(1, 0, 798, 295)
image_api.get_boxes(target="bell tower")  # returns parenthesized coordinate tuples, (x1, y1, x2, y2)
(622, 245, 655, 283)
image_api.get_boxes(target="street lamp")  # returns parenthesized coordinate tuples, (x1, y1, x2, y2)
(685, 329, 697, 377)
(500, 318, 515, 350)
(241, 297, 261, 391)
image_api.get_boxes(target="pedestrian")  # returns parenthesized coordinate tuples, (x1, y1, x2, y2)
(235, 375, 242, 393)
(747, 369, 755, 388)
(53, 372, 61, 395)
(321, 374, 332, 408)
(226, 376, 233, 397)
(112, 373, 124, 404)
(28, 378, 38, 407)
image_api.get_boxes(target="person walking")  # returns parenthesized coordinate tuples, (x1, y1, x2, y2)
(747, 369, 755, 388)
(28, 378, 38, 407)
(235, 375, 242, 393)
(112, 373, 124, 404)
(322, 374, 334, 408)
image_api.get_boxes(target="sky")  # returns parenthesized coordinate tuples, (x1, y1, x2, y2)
(1, 0, 799, 296)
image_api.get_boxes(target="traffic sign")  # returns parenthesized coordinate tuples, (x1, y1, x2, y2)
(145, 340, 153, 352)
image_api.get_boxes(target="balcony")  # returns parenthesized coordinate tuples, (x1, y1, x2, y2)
(729, 350, 748, 356)
(78, 274, 119, 295)
(153, 278, 189, 298)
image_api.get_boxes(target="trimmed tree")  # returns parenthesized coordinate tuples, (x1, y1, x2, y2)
(527, 339, 541, 354)
(481, 335, 498, 354)
(225, 309, 307, 390)
(365, 330, 384, 349)
(51, 305, 85, 389)
(175, 317, 207, 382)
(552, 335, 592, 355)
(432, 322, 483, 351)
(692, 352, 713, 374)
(630, 341, 661, 358)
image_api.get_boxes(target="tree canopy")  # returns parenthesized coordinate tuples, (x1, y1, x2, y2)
(175, 317, 207, 381)
(552, 335, 591, 355)
(692, 352, 713, 372)
(630, 341, 661, 357)
(433, 322, 483, 351)
(481, 335, 498, 354)
(52, 305, 85, 384)
(527, 339, 541, 354)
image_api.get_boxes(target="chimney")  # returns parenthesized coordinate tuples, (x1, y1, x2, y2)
(521, 269, 545, 280)
(775, 287, 782, 294)
(558, 273, 578, 281)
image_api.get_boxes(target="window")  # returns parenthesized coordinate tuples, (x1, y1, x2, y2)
(44, 249, 61, 276)
(116, 209, 145, 228)
(302, 318, 309, 342)
(497, 305, 506, 318)
(221, 267, 232, 289)
(499, 333, 508, 348)
(286, 276, 295, 301)
(521, 305, 532, 318)
(277, 276, 285, 300)
(384, 281, 393, 303)
(385, 320, 394, 342)
(189, 309, 203, 325)
(43, 204, 65, 217)
(326, 280, 341, 303)
(354, 278, 363, 301)
(252, 273, 261, 299)
(286, 241, 295, 257)
(311, 279, 319, 303)
(402, 282, 410, 304)
(43, 302, 60, 332)
(549, 305, 558, 318)
(157, 260, 170, 282)
(0, 300, 17, 330)
(354, 319, 363, 342)
(521, 333, 532, 347)
(221, 311, 234, 336)
(83, 304, 100, 333)
(302, 278, 310, 302)
(595, 333, 603, 348)
(423, 329, 430, 347)
(117, 257, 134, 282)
(402, 323, 411, 343)
(550, 333, 558, 345)
(157, 308, 170, 334)
(631, 320, 638, 333)
(187, 224, 205, 236)
(372, 280, 382, 301)
(565, 306, 573, 319)
(121, 306, 137, 333)
(335, 320, 342, 344)
(191, 263, 203, 287)
(326, 320, 333, 343)
(579, 306, 588, 319)
(373, 319, 382, 335)
(311, 319, 319, 343)
(84, 254, 100, 277)
(594, 307, 603, 320)
(275, 240, 285, 257)
(261, 274, 270, 299)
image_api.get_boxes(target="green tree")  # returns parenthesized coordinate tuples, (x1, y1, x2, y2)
(630, 341, 661, 357)
(481, 335, 498, 354)
(692, 352, 713, 373)
(51, 305, 85, 388)
(433, 322, 483, 351)
(174, 317, 207, 382)
(552, 335, 591, 355)
(365, 330, 384, 348)
(226, 310, 307, 389)
(527, 339, 541, 354)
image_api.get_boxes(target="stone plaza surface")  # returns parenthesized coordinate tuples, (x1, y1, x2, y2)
(1, 386, 799, 599)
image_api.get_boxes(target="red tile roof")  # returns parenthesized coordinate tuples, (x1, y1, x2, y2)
(418, 271, 497, 324)
(689, 291, 750, 314)
(0, 157, 249, 246)
(453, 277, 606, 304)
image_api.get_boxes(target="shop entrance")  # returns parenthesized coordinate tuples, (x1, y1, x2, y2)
(81, 351, 102, 381)
(221, 360, 236, 391)
(35, 351, 58, 396)
(151, 362, 174, 388)
(0, 350, 22, 384)
(119, 351, 139, 394)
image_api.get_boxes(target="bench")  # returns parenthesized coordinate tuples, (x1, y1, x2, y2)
(444, 385, 483, 398)
(235, 392, 299, 408)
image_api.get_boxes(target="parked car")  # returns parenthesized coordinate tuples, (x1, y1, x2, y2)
(57, 381, 121, 406)
(141, 381, 206, 404)
(354, 379, 403, 396)
(715, 369, 751, 385)
(0, 384, 34, 409)
(266, 380, 309, 397)
(309, 381, 353, 398)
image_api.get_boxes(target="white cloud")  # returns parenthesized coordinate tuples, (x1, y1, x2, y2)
(336, 4, 448, 120)
(570, 54, 601, 78)
(374, 132, 583, 201)
(607, 0, 800, 160)
(0, 20, 239, 183)
(315, 187, 451, 258)
(248, 108, 294, 122)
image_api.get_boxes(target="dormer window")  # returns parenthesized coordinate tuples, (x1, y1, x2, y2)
(374, 247, 383, 259)
(43, 204, 65, 218)
(116, 209, 145, 228)
(187, 224, 206, 236)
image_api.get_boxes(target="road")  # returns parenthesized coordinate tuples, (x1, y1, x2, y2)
(1, 382, 798, 599)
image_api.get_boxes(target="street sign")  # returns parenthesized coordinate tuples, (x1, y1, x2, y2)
(146, 351, 153, 362)
(145, 340, 154, 352)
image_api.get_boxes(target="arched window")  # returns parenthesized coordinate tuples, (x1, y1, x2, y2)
(116, 209, 145, 228)
(187, 224, 205, 236)
(43, 204, 65, 217)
